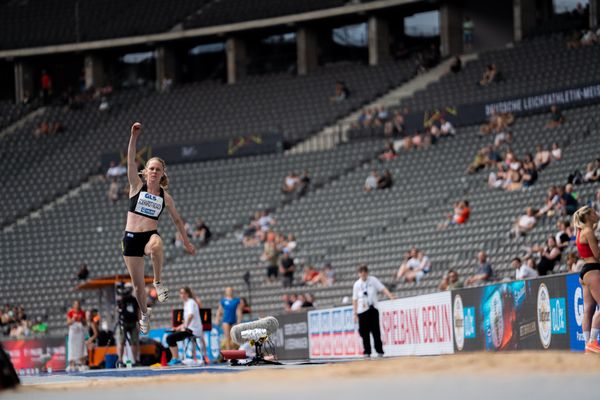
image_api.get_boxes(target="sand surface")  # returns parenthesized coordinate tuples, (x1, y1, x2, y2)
(6, 352, 600, 400)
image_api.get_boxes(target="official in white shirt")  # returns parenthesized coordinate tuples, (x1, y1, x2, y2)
(166, 287, 203, 365)
(352, 265, 395, 357)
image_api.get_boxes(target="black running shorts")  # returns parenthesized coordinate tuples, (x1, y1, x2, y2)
(122, 230, 159, 257)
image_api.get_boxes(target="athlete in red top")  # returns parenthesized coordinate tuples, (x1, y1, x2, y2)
(573, 205, 600, 353)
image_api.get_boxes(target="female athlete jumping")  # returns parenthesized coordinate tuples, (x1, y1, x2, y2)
(123, 122, 195, 334)
(573, 205, 600, 353)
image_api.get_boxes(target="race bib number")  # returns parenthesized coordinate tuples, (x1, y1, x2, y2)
(134, 191, 163, 217)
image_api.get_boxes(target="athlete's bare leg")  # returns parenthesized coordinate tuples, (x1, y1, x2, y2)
(145, 234, 164, 284)
(123, 256, 148, 314)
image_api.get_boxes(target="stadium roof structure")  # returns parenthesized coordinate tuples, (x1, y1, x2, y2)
(0, 0, 424, 58)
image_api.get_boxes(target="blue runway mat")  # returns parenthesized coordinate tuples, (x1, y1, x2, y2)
(68, 366, 242, 378)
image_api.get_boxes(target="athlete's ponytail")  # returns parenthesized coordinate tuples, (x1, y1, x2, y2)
(572, 205, 593, 231)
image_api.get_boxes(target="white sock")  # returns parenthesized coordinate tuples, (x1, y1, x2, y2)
(583, 331, 590, 342)
(590, 328, 600, 343)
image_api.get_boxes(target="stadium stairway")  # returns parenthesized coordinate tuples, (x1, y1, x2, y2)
(288, 54, 478, 154)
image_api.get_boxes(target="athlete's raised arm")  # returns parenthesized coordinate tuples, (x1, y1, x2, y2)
(165, 192, 196, 255)
(128, 122, 143, 193)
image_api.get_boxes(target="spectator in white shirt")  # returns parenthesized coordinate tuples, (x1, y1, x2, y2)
(352, 265, 394, 358)
(551, 142, 562, 161)
(364, 170, 379, 192)
(440, 118, 456, 136)
(166, 287, 203, 366)
(258, 211, 276, 232)
(510, 207, 537, 239)
(396, 249, 430, 283)
(290, 294, 305, 311)
(513, 257, 538, 280)
(106, 161, 126, 179)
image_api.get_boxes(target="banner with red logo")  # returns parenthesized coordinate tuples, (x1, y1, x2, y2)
(308, 306, 363, 359)
(378, 292, 454, 356)
(2, 337, 66, 373)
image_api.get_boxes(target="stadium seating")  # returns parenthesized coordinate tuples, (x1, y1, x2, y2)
(2, 31, 600, 337)
(0, 59, 415, 227)
(1, 102, 598, 334)
(400, 34, 600, 112)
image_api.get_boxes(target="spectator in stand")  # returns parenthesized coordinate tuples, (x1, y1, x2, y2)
(258, 211, 276, 232)
(494, 130, 512, 147)
(290, 294, 305, 311)
(537, 186, 561, 217)
(303, 293, 315, 308)
(566, 252, 585, 273)
(384, 111, 405, 136)
(106, 161, 127, 179)
(376, 106, 389, 125)
(534, 145, 551, 170)
(77, 263, 89, 281)
(298, 170, 311, 197)
(282, 294, 293, 312)
(438, 269, 463, 291)
(282, 172, 300, 193)
(283, 234, 297, 254)
(510, 207, 537, 239)
(465, 251, 494, 286)
(395, 248, 425, 283)
(107, 177, 120, 203)
(467, 147, 489, 174)
(364, 170, 379, 192)
(193, 217, 211, 245)
(521, 158, 538, 189)
(215, 287, 242, 350)
(513, 257, 538, 280)
(279, 250, 296, 288)
(377, 170, 393, 190)
(478, 64, 498, 86)
(319, 263, 336, 286)
(531, 236, 563, 276)
(551, 142, 562, 161)
(546, 105, 566, 128)
(440, 118, 456, 136)
(66, 300, 87, 372)
(409, 250, 431, 283)
(556, 220, 574, 249)
(584, 161, 600, 183)
(561, 184, 579, 215)
(303, 265, 320, 286)
(31, 316, 48, 335)
(438, 200, 470, 230)
(330, 81, 349, 103)
(41, 70, 52, 104)
(261, 241, 280, 283)
(450, 56, 462, 73)
(99, 96, 110, 112)
(379, 142, 397, 161)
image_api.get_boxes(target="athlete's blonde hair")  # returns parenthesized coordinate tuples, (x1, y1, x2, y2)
(572, 205, 594, 231)
(141, 157, 169, 190)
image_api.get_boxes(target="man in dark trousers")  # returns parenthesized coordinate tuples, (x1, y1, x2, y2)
(352, 264, 395, 358)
